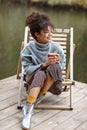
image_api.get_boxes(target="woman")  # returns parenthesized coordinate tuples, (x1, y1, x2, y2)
(21, 12, 65, 130)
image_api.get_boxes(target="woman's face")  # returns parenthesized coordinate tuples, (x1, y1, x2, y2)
(35, 26, 53, 43)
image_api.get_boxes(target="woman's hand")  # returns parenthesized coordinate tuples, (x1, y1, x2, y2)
(48, 53, 60, 64)
(41, 59, 50, 69)
(41, 53, 60, 69)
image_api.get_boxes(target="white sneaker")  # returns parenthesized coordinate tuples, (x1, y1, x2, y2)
(22, 103, 34, 130)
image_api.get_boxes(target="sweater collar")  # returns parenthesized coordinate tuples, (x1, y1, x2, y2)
(34, 40, 50, 50)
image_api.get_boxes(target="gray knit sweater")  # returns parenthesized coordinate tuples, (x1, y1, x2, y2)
(21, 40, 66, 75)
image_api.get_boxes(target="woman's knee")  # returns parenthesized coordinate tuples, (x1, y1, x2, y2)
(35, 70, 46, 78)
(46, 63, 62, 82)
(30, 70, 46, 89)
(47, 63, 60, 72)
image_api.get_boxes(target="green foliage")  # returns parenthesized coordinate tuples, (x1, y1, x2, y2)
(30, 0, 87, 8)
(72, 0, 87, 8)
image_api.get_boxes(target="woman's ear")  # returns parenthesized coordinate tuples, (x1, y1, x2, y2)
(35, 32, 39, 39)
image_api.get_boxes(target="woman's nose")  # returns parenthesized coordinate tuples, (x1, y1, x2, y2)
(48, 31, 52, 36)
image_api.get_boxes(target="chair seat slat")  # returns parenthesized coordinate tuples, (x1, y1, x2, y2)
(54, 28, 70, 33)
(52, 33, 67, 37)
(59, 42, 67, 46)
(52, 37, 67, 41)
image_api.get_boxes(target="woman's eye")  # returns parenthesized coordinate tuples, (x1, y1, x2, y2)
(44, 31, 48, 33)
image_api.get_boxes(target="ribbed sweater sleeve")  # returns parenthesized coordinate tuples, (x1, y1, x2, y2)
(21, 45, 42, 75)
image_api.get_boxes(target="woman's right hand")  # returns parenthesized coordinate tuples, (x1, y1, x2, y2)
(41, 59, 50, 69)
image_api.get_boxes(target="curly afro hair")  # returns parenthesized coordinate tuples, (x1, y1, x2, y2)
(25, 12, 54, 39)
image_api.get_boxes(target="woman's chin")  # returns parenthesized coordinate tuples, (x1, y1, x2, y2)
(47, 39, 52, 42)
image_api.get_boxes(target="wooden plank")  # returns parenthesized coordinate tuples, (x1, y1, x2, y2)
(54, 28, 70, 33)
(0, 111, 22, 130)
(53, 110, 87, 130)
(6, 124, 22, 130)
(0, 75, 18, 91)
(0, 104, 20, 121)
(75, 121, 87, 130)
(62, 80, 74, 86)
(52, 33, 67, 37)
(59, 42, 67, 46)
(62, 70, 66, 75)
(0, 94, 26, 111)
(52, 37, 67, 41)
(0, 87, 18, 101)
(61, 46, 67, 50)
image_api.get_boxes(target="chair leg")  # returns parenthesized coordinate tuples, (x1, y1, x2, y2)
(70, 85, 73, 110)
(17, 76, 24, 109)
(63, 86, 67, 91)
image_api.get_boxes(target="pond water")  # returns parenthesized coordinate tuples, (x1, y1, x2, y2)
(0, 3, 87, 83)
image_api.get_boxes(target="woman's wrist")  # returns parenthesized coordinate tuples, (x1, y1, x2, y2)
(41, 63, 48, 69)
(41, 63, 45, 69)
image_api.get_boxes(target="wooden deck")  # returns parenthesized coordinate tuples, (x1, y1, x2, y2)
(0, 75, 87, 130)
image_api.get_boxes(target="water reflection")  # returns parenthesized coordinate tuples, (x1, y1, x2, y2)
(0, 3, 87, 83)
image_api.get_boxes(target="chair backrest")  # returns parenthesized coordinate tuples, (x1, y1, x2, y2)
(23, 26, 74, 81)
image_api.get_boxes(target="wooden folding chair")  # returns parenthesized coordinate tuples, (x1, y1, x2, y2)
(17, 26, 75, 110)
